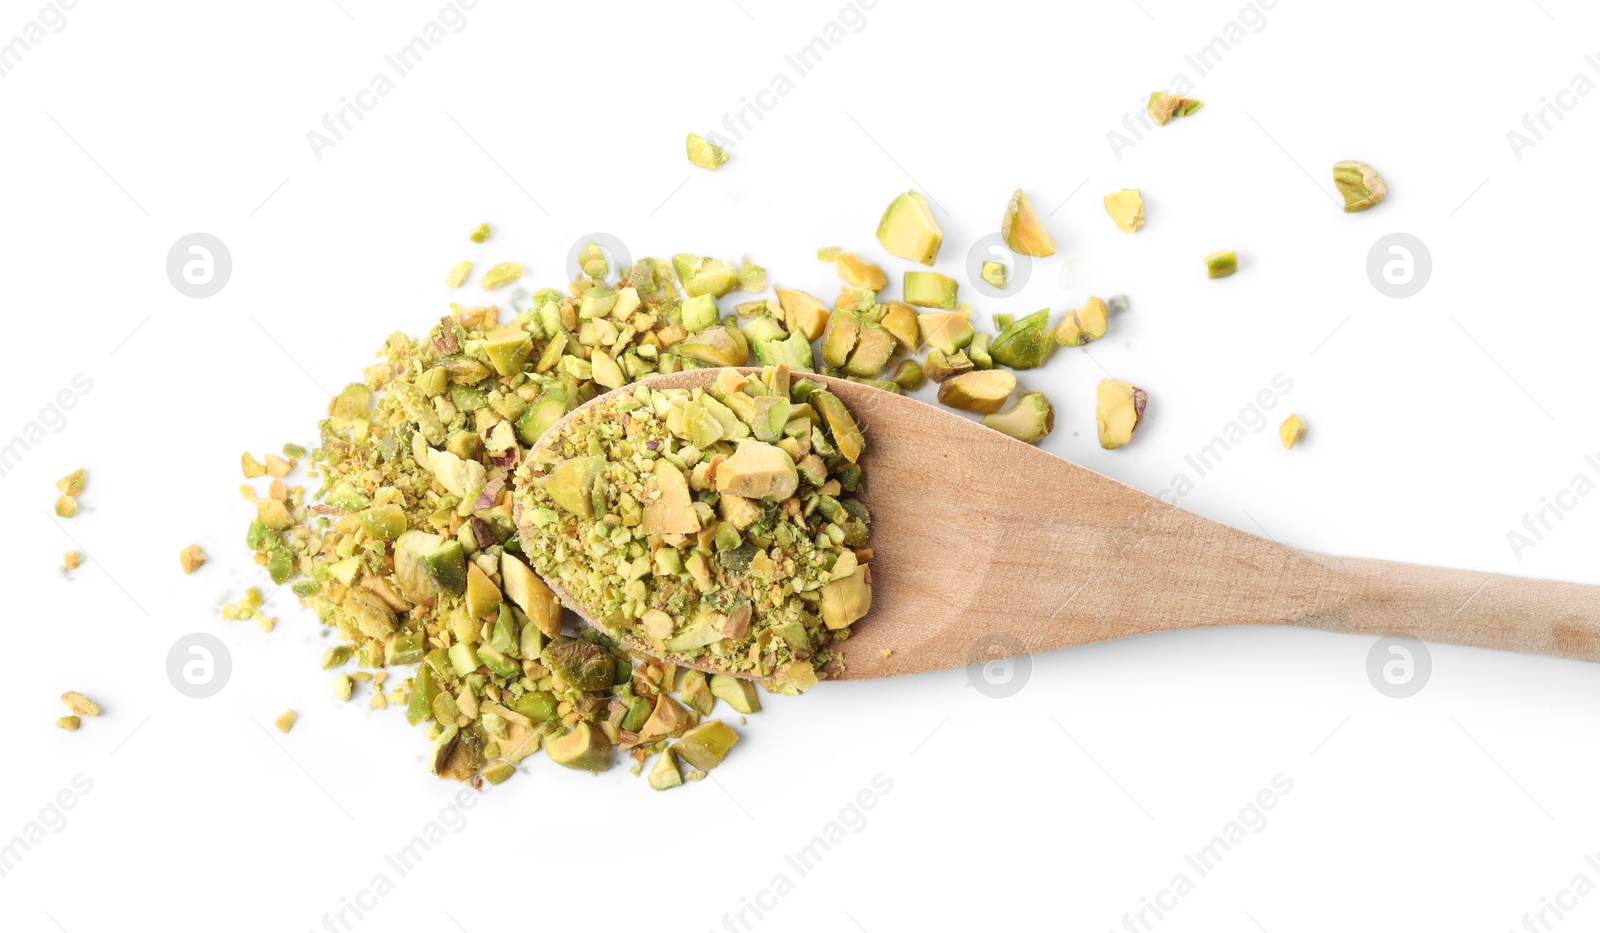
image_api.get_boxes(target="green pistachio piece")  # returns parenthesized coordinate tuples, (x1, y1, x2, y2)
(903, 271, 959, 310)
(981, 261, 1006, 289)
(937, 369, 1016, 414)
(709, 674, 761, 714)
(546, 722, 613, 772)
(540, 637, 616, 692)
(876, 190, 942, 265)
(1001, 189, 1055, 257)
(989, 309, 1055, 369)
(649, 748, 684, 790)
(686, 133, 729, 170)
(681, 669, 715, 716)
(1332, 160, 1387, 212)
(480, 262, 522, 290)
(672, 720, 739, 771)
(1205, 250, 1238, 279)
(394, 530, 467, 601)
(891, 358, 925, 391)
(469, 223, 490, 243)
(981, 391, 1055, 444)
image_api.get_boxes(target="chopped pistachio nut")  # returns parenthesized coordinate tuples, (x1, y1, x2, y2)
(515, 366, 872, 689)
(1097, 379, 1147, 450)
(242, 452, 267, 478)
(938, 370, 1016, 414)
(57, 468, 86, 497)
(1148, 91, 1202, 126)
(1001, 189, 1055, 257)
(1103, 189, 1145, 233)
(469, 223, 491, 243)
(63, 550, 81, 571)
(480, 262, 523, 290)
(1280, 414, 1307, 449)
(61, 692, 100, 717)
(57, 715, 80, 731)
(54, 495, 77, 518)
(1332, 161, 1387, 212)
(835, 253, 887, 292)
(891, 359, 926, 391)
(904, 271, 959, 310)
(981, 391, 1055, 444)
(178, 544, 208, 575)
(876, 190, 942, 265)
(686, 133, 729, 171)
(275, 710, 297, 733)
(1204, 250, 1238, 279)
(1053, 297, 1109, 347)
(446, 261, 472, 288)
(980, 261, 1006, 289)
(334, 673, 354, 702)
(990, 310, 1055, 370)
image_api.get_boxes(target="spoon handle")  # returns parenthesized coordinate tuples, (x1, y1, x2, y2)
(1285, 553, 1600, 662)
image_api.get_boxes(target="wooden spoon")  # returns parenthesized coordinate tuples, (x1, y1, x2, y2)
(521, 368, 1600, 680)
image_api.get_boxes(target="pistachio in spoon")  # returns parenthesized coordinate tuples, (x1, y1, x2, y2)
(513, 365, 873, 694)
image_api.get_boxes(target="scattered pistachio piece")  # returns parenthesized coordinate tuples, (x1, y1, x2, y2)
(1148, 91, 1202, 126)
(1204, 250, 1238, 279)
(1001, 189, 1056, 257)
(891, 359, 926, 391)
(649, 748, 684, 790)
(56, 468, 86, 497)
(686, 133, 729, 170)
(673, 720, 739, 771)
(275, 710, 297, 734)
(446, 260, 472, 288)
(54, 495, 78, 518)
(982, 391, 1055, 444)
(1097, 379, 1147, 450)
(63, 550, 81, 571)
(480, 262, 522, 290)
(835, 253, 887, 291)
(178, 544, 208, 575)
(1053, 297, 1109, 347)
(241, 452, 266, 478)
(469, 223, 490, 243)
(938, 370, 1016, 414)
(904, 271, 959, 310)
(481, 760, 515, 785)
(1280, 414, 1307, 449)
(1332, 161, 1387, 213)
(57, 715, 80, 731)
(61, 692, 100, 717)
(1103, 189, 1145, 233)
(875, 190, 943, 265)
(990, 310, 1055, 370)
(980, 261, 1006, 289)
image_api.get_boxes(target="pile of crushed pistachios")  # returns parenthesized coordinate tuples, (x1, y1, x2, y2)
(237, 156, 1372, 785)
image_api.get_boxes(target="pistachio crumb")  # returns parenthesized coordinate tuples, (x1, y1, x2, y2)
(61, 691, 100, 717)
(54, 495, 78, 518)
(469, 223, 490, 243)
(57, 715, 80, 731)
(64, 551, 82, 571)
(275, 710, 297, 734)
(56, 468, 86, 497)
(178, 544, 208, 575)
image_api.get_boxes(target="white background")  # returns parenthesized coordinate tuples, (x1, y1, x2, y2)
(4, 1, 1600, 931)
